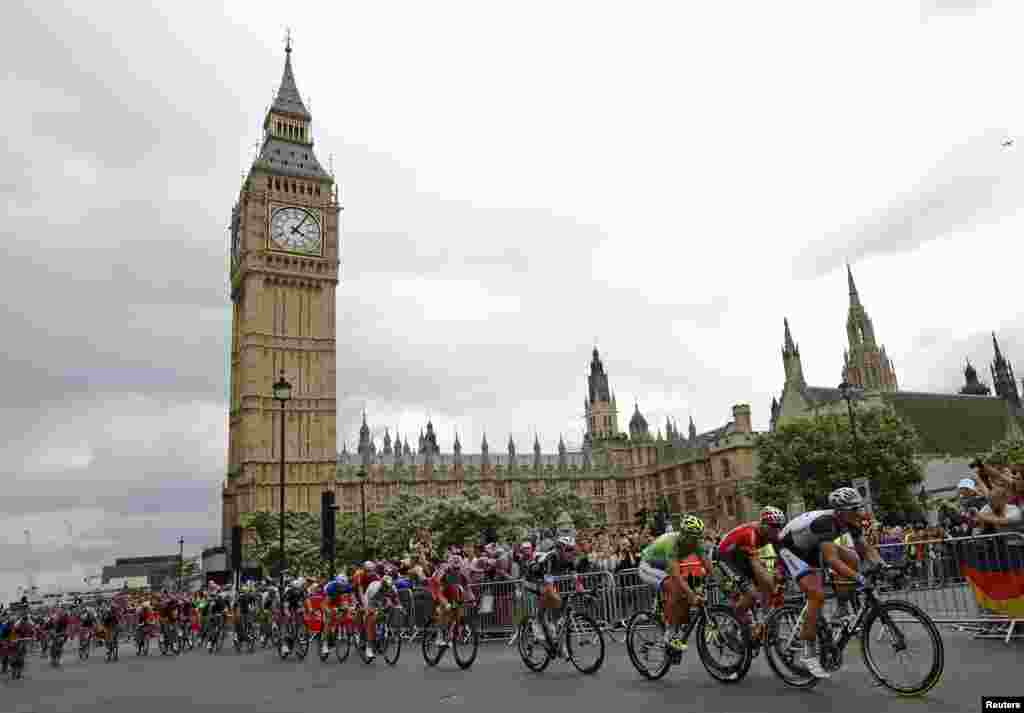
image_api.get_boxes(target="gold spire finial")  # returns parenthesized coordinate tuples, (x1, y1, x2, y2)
(284, 27, 292, 53)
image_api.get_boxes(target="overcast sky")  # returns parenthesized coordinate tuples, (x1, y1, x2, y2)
(2, 1, 1021, 599)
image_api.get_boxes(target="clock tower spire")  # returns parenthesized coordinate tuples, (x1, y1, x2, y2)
(223, 38, 341, 547)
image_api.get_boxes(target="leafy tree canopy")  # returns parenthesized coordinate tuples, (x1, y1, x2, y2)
(742, 409, 924, 516)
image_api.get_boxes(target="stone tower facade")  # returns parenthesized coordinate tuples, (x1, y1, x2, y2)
(584, 347, 619, 446)
(842, 264, 898, 392)
(991, 332, 1021, 408)
(960, 359, 991, 396)
(223, 41, 341, 544)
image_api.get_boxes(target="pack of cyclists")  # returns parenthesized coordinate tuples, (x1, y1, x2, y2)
(3, 487, 929, 692)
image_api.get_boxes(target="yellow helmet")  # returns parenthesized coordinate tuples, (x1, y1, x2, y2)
(680, 515, 705, 536)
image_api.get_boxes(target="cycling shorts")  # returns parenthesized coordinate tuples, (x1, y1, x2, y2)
(638, 561, 669, 589)
(776, 547, 820, 582)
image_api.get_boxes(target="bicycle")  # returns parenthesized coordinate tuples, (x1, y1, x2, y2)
(517, 574, 606, 675)
(422, 594, 480, 670)
(104, 622, 120, 662)
(158, 618, 181, 656)
(2, 637, 31, 680)
(135, 621, 153, 657)
(78, 625, 94, 661)
(329, 604, 360, 663)
(204, 611, 227, 655)
(716, 561, 788, 660)
(763, 562, 944, 696)
(49, 631, 67, 667)
(625, 578, 752, 683)
(355, 600, 403, 666)
(277, 606, 310, 661)
(232, 609, 257, 654)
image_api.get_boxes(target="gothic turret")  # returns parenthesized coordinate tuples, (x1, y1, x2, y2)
(689, 415, 697, 445)
(585, 346, 618, 442)
(960, 359, 991, 396)
(357, 411, 371, 462)
(533, 434, 542, 470)
(629, 402, 650, 440)
(990, 333, 1021, 408)
(508, 435, 516, 459)
(782, 318, 806, 387)
(843, 264, 898, 392)
(251, 39, 330, 182)
(382, 428, 392, 455)
(453, 431, 462, 466)
(558, 435, 567, 470)
(481, 432, 490, 468)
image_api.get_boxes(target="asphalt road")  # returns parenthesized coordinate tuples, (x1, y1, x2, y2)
(2, 627, 1020, 713)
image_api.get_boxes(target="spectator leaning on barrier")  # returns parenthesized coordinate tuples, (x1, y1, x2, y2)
(975, 486, 1024, 533)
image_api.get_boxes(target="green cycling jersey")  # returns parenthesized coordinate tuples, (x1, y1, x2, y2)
(640, 532, 705, 570)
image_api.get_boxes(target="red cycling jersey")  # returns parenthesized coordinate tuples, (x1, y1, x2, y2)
(718, 522, 769, 558)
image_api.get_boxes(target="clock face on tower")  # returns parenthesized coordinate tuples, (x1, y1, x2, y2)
(269, 206, 322, 256)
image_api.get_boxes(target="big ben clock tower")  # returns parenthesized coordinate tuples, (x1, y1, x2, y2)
(222, 37, 340, 547)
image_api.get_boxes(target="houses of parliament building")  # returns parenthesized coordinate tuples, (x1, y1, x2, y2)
(220, 43, 757, 546)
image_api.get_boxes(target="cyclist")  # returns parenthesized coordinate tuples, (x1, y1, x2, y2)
(279, 577, 306, 657)
(362, 574, 400, 662)
(427, 553, 474, 649)
(717, 506, 786, 637)
(638, 515, 712, 653)
(776, 487, 884, 679)
(235, 582, 258, 647)
(322, 575, 351, 655)
(524, 535, 579, 654)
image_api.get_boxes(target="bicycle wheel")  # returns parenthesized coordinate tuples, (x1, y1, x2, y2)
(421, 623, 445, 667)
(625, 610, 671, 680)
(452, 618, 479, 670)
(159, 631, 169, 656)
(696, 605, 751, 684)
(517, 618, 552, 673)
(861, 600, 944, 697)
(233, 626, 243, 654)
(277, 622, 293, 661)
(564, 610, 605, 675)
(762, 605, 819, 690)
(335, 630, 351, 663)
(294, 623, 310, 661)
(79, 634, 91, 661)
(382, 610, 402, 666)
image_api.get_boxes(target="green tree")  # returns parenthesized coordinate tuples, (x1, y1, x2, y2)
(239, 511, 339, 580)
(982, 437, 1024, 466)
(742, 409, 924, 516)
(513, 482, 607, 533)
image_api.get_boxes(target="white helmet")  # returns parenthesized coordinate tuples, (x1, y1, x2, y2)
(829, 487, 864, 511)
(557, 536, 576, 548)
(291, 577, 305, 589)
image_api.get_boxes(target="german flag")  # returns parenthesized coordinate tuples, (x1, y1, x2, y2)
(957, 537, 1024, 617)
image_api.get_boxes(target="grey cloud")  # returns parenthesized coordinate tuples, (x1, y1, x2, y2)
(920, 0, 992, 20)
(793, 131, 1022, 280)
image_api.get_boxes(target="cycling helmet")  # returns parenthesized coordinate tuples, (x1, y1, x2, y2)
(395, 577, 412, 591)
(680, 515, 705, 536)
(760, 506, 786, 527)
(291, 577, 305, 590)
(557, 536, 576, 548)
(381, 575, 393, 589)
(383, 564, 398, 577)
(828, 487, 863, 511)
(363, 561, 376, 571)
(334, 575, 348, 587)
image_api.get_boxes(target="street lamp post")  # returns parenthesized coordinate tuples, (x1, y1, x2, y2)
(837, 380, 861, 483)
(177, 537, 184, 592)
(357, 466, 368, 562)
(273, 371, 292, 593)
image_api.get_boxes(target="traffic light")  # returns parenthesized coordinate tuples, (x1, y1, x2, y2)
(321, 491, 338, 562)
